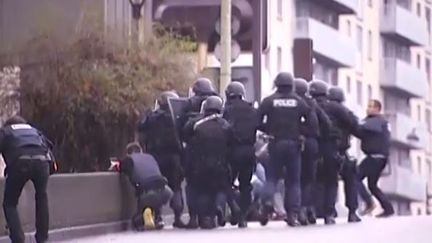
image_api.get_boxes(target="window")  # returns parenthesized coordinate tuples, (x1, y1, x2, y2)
(347, 20, 352, 37)
(277, 0, 283, 18)
(277, 47, 282, 73)
(368, 85, 373, 101)
(356, 25, 363, 51)
(426, 57, 431, 81)
(418, 208, 422, 215)
(347, 77, 352, 93)
(418, 157, 422, 174)
(356, 81, 363, 105)
(426, 7, 431, 34)
(426, 108, 431, 132)
(418, 105, 422, 122)
(417, 3, 422, 17)
(368, 0, 373, 8)
(367, 30, 373, 60)
(417, 54, 422, 69)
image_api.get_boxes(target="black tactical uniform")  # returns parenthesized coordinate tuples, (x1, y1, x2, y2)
(294, 78, 323, 225)
(181, 78, 218, 228)
(223, 81, 259, 228)
(138, 91, 186, 228)
(310, 80, 358, 225)
(0, 116, 54, 243)
(120, 147, 173, 231)
(183, 96, 232, 229)
(356, 113, 394, 217)
(258, 73, 313, 227)
(328, 87, 361, 223)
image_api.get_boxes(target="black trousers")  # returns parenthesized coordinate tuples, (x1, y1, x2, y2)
(229, 144, 255, 214)
(300, 138, 319, 210)
(152, 152, 184, 215)
(357, 156, 394, 213)
(339, 152, 359, 213)
(3, 159, 50, 243)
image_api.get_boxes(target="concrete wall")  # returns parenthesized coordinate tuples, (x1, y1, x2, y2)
(0, 173, 137, 237)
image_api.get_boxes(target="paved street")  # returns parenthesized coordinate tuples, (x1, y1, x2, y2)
(61, 216, 432, 243)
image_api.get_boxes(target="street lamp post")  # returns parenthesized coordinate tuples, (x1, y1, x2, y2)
(129, 0, 145, 46)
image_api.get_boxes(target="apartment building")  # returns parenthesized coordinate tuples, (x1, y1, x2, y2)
(292, 0, 432, 215)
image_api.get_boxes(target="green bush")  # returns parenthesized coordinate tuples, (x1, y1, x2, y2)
(1, 23, 197, 172)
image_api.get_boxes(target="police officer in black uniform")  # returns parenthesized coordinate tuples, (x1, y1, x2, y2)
(138, 91, 186, 228)
(183, 96, 232, 229)
(258, 72, 313, 227)
(309, 80, 358, 224)
(116, 143, 173, 231)
(1, 116, 54, 243)
(223, 81, 259, 228)
(356, 99, 394, 217)
(327, 87, 362, 223)
(181, 78, 218, 228)
(294, 78, 331, 225)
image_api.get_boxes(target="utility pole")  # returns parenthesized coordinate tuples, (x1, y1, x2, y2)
(219, 0, 232, 95)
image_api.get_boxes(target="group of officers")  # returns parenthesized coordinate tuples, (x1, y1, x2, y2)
(0, 71, 395, 243)
(132, 71, 395, 230)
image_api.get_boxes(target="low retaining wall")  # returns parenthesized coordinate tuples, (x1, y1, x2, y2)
(0, 172, 138, 240)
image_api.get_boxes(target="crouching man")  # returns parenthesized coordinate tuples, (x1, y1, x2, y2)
(111, 142, 173, 231)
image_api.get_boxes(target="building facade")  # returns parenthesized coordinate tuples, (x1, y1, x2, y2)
(217, 0, 431, 216)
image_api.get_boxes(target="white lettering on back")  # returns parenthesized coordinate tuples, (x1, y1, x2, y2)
(10, 124, 32, 130)
(273, 99, 298, 107)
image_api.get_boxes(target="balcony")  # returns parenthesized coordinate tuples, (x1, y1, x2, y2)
(309, 0, 358, 14)
(295, 17, 356, 68)
(380, 164, 427, 202)
(380, 4, 428, 46)
(385, 112, 429, 150)
(380, 58, 429, 98)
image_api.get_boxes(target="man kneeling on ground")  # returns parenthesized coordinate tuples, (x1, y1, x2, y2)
(111, 142, 173, 231)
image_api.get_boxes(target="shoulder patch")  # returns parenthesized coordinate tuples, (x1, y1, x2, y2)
(273, 99, 298, 107)
(11, 124, 32, 130)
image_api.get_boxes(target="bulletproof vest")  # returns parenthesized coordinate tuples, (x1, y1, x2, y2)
(190, 116, 229, 171)
(315, 98, 342, 141)
(144, 109, 179, 152)
(224, 100, 258, 145)
(266, 93, 303, 140)
(1, 124, 47, 164)
(128, 153, 164, 188)
(4, 124, 46, 150)
(303, 97, 320, 138)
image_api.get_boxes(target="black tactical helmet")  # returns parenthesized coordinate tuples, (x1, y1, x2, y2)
(309, 80, 328, 98)
(294, 78, 308, 96)
(202, 96, 223, 113)
(192, 77, 216, 95)
(157, 91, 179, 107)
(328, 86, 345, 103)
(274, 72, 294, 88)
(225, 81, 246, 98)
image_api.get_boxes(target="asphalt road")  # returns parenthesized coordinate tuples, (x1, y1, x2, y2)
(60, 216, 432, 243)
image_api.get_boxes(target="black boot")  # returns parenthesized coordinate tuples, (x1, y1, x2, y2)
(284, 214, 300, 227)
(259, 204, 273, 226)
(155, 214, 165, 230)
(324, 215, 336, 225)
(307, 207, 317, 225)
(348, 211, 361, 223)
(216, 207, 227, 227)
(229, 201, 241, 226)
(173, 212, 187, 229)
(238, 212, 248, 228)
(185, 214, 199, 229)
(199, 216, 217, 229)
(298, 208, 309, 226)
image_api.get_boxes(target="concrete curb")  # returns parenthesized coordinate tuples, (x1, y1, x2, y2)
(0, 215, 177, 243)
(0, 221, 130, 243)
